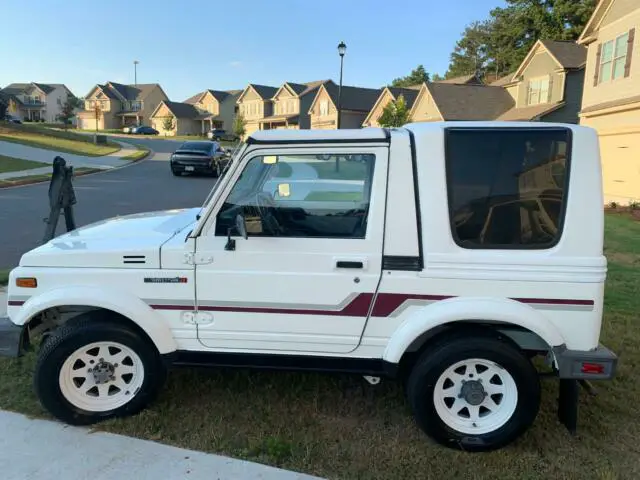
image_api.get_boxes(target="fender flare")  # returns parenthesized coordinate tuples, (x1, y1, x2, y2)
(13, 285, 178, 355)
(383, 296, 566, 364)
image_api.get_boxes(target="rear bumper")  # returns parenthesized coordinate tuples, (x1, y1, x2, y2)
(554, 344, 618, 380)
(0, 317, 25, 358)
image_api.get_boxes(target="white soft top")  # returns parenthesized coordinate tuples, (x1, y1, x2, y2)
(248, 127, 388, 143)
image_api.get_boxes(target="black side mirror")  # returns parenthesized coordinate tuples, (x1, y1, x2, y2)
(224, 212, 248, 251)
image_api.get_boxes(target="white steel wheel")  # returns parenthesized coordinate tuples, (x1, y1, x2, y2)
(433, 358, 518, 435)
(58, 341, 145, 412)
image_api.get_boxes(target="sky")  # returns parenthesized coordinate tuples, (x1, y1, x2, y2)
(1, 0, 506, 101)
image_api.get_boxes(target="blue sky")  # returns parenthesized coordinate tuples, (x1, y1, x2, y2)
(2, 0, 506, 101)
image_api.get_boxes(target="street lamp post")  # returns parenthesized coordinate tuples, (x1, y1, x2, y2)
(134, 60, 139, 86)
(336, 41, 346, 129)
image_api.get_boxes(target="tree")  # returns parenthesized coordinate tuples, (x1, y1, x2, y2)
(391, 65, 430, 87)
(162, 116, 175, 134)
(377, 95, 411, 128)
(233, 112, 246, 139)
(432, 73, 445, 82)
(57, 95, 81, 129)
(0, 94, 7, 120)
(445, 0, 597, 79)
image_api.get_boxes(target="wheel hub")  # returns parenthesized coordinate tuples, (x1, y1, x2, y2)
(91, 360, 116, 384)
(459, 380, 487, 406)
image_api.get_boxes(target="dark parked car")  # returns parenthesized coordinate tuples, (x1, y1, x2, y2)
(3, 114, 22, 124)
(133, 126, 158, 135)
(206, 128, 239, 141)
(170, 141, 230, 177)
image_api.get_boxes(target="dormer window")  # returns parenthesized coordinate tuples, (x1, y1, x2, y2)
(527, 76, 550, 106)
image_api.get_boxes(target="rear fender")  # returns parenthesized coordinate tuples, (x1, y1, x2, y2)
(10, 285, 177, 354)
(383, 296, 565, 364)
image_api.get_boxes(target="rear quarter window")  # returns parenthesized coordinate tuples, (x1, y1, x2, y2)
(445, 127, 571, 249)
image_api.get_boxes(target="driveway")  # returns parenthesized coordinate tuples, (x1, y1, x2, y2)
(0, 157, 215, 269)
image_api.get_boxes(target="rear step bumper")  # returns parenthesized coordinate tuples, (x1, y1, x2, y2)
(554, 344, 618, 380)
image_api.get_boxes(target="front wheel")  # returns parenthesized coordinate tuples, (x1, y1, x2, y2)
(34, 315, 166, 426)
(406, 332, 540, 451)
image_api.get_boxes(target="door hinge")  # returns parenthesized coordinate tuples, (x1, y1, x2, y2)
(183, 252, 213, 265)
(181, 311, 214, 325)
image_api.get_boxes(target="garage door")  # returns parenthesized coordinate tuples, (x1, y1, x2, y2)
(600, 133, 640, 204)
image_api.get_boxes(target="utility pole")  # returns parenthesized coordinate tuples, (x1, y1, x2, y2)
(134, 60, 139, 85)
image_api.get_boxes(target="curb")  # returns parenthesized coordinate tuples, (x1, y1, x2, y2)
(0, 147, 154, 191)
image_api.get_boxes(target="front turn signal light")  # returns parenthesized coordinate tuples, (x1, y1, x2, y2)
(16, 277, 38, 288)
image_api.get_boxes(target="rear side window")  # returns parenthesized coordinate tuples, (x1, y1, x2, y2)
(445, 128, 571, 249)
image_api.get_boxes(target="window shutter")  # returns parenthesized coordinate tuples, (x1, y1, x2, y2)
(547, 76, 553, 103)
(594, 43, 602, 86)
(624, 28, 635, 78)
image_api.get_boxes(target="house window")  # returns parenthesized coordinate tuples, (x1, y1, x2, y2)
(34, 95, 41, 104)
(527, 77, 550, 105)
(320, 100, 329, 116)
(599, 32, 629, 83)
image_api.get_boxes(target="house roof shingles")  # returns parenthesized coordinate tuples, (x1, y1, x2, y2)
(388, 86, 421, 109)
(250, 84, 279, 100)
(541, 40, 587, 69)
(425, 83, 515, 120)
(1, 82, 66, 96)
(323, 83, 382, 112)
(490, 73, 516, 87)
(496, 102, 565, 121)
(160, 100, 201, 119)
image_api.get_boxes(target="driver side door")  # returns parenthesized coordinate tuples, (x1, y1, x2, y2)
(194, 147, 388, 354)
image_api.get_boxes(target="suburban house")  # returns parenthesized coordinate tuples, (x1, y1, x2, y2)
(308, 82, 381, 129)
(577, 0, 639, 205)
(150, 89, 241, 136)
(259, 80, 332, 130)
(76, 82, 169, 130)
(0, 82, 76, 123)
(236, 84, 279, 138)
(489, 39, 587, 123)
(362, 73, 485, 127)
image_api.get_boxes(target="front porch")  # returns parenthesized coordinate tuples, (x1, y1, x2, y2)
(22, 107, 46, 122)
(198, 115, 223, 134)
(117, 112, 143, 127)
(259, 114, 299, 130)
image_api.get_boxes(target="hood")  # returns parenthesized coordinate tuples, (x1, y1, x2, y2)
(20, 208, 199, 268)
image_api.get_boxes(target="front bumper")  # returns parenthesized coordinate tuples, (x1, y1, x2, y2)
(0, 317, 25, 358)
(554, 344, 618, 380)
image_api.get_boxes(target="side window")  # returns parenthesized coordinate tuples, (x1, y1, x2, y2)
(215, 153, 376, 239)
(445, 128, 570, 249)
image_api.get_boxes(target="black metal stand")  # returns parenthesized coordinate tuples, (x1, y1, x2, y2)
(558, 379, 579, 434)
(43, 156, 77, 243)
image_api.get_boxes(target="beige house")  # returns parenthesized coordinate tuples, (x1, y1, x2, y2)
(362, 86, 421, 127)
(76, 82, 168, 130)
(236, 84, 279, 138)
(260, 80, 331, 130)
(308, 82, 381, 129)
(150, 89, 241, 136)
(1, 82, 76, 123)
(577, 0, 639, 205)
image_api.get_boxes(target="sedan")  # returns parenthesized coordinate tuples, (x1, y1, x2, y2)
(170, 141, 229, 177)
(134, 126, 158, 135)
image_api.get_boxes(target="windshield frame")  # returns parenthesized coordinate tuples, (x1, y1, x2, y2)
(197, 141, 248, 213)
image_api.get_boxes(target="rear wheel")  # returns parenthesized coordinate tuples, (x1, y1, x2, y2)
(34, 315, 166, 426)
(171, 167, 181, 176)
(406, 331, 540, 451)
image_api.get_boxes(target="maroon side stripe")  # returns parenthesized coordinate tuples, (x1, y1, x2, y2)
(149, 293, 594, 317)
(8, 301, 24, 307)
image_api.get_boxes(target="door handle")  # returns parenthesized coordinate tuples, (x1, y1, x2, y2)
(336, 260, 364, 269)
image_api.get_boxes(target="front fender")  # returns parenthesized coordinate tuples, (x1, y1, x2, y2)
(12, 285, 177, 355)
(383, 296, 565, 364)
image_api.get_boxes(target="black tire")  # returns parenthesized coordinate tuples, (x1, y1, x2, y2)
(406, 330, 540, 452)
(34, 314, 166, 426)
(171, 167, 181, 176)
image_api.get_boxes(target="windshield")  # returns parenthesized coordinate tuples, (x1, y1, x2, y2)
(199, 141, 246, 211)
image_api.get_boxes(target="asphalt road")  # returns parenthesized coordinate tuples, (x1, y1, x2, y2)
(0, 138, 216, 269)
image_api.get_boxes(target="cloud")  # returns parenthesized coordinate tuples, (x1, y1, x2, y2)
(229, 60, 243, 68)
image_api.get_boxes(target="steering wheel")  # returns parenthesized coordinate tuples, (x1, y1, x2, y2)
(255, 191, 283, 235)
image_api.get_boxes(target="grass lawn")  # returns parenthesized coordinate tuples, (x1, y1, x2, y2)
(0, 269, 9, 286)
(0, 167, 102, 188)
(0, 155, 49, 174)
(0, 124, 120, 157)
(0, 213, 638, 479)
(121, 144, 150, 161)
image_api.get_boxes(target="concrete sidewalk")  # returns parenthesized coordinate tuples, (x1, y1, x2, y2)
(0, 411, 322, 480)
(0, 289, 323, 480)
(0, 139, 138, 181)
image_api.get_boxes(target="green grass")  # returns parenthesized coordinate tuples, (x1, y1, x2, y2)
(0, 269, 9, 286)
(0, 155, 49, 174)
(121, 145, 150, 161)
(0, 124, 120, 157)
(0, 167, 101, 188)
(0, 213, 638, 479)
